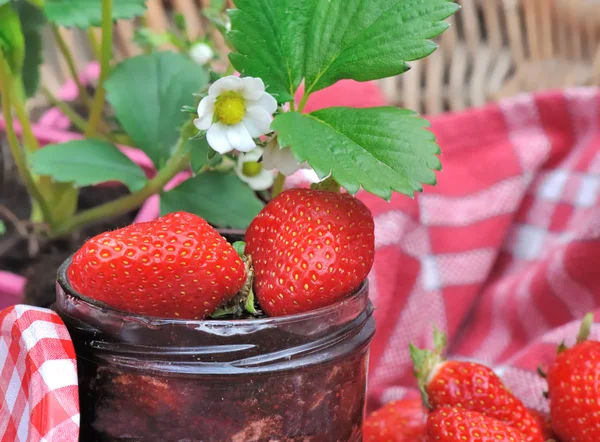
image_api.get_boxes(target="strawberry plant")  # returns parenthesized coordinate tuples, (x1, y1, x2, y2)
(0, 0, 458, 242)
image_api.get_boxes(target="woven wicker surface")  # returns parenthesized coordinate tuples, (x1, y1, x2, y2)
(39, 0, 600, 113)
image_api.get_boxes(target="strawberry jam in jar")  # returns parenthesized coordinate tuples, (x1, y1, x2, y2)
(55, 256, 375, 442)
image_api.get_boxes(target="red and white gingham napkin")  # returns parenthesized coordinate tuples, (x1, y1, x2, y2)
(358, 88, 600, 411)
(0, 305, 79, 442)
(288, 85, 600, 412)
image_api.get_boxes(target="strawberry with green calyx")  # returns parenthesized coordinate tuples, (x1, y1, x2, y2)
(245, 188, 375, 317)
(68, 211, 246, 320)
(546, 312, 600, 442)
(427, 407, 528, 442)
(211, 252, 262, 319)
(363, 399, 428, 442)
(410, 328, 544, 442)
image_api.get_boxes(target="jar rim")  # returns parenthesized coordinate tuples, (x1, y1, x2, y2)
(57, 255, 369, 327)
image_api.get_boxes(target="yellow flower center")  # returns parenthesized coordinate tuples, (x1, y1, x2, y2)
(214, 91, 245, 125)
(242, 161, 263, 177)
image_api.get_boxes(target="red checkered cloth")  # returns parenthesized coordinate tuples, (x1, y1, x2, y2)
(290, 87, 600, 412)
(357, 88, 600, 411)
(0, 305, 79, 442)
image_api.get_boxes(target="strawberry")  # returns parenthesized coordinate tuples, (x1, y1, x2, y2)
(427, 407, 528, 442)
(68, 211, 246, 319)
(410, 329, 544, 442)
(363, 399, 428, 442)
(528, 409, 555, 441)
(546, 313, 600, 442)
(245, 189, 374, 317)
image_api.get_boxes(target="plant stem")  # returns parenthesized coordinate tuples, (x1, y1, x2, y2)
(11, 79, 40, 154)
(85, 0, 113, 138)
(271, 172, 286, 199)
(87, 28, 102, 60)
(41, 86, 89, 133)
(297, 92, 310, 113)
(310, 175, 340, 193)
(51, 25, 90, 105)
(51, 142, 190, 237)
(0, 56, 53, 225)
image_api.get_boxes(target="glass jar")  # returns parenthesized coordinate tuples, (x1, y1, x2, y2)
(55, 257, 375, 442)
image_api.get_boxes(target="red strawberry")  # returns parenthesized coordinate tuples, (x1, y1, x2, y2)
(427, 407, 528, 442)
(410, 329, 544, 442)
(546, 313, 600, 442)
(68, 211, 246, 319)
(363, 399, 428, 442)
(245, 189, 374, 317)
(528, 409, 555, 441)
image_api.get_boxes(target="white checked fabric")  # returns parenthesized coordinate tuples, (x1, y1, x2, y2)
(0, 305, 79, 442)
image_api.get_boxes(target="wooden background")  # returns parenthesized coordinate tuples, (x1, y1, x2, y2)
(39, 0, 600, 114)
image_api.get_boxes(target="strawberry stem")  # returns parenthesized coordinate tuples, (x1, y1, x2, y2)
(271, 172, 286, 199)
(50, 135, 191, 238)
(410, 325, 447, 409)
(577, 312, 594, 344)
(311, 176, 341, 193)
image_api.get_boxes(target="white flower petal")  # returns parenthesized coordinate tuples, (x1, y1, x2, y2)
(249, 92, 278, 115)
(208, 76, 243, 97)
(241, 77, 265, 100)
(227, 123, 255, 152)
(189, 43, 214, 65)
(197, 96, 215, 117)
(245, 105, 273, 135)
(240, 170, 275, 191)
(263, 142, 304, 176)
(235, 148, 274, 191)
(241, 115, 263, 138)
(193, 110, 214, 131)
(207, 122, 234, 154)
(303, 169, 322, 183)
(242, 147, 264, 162)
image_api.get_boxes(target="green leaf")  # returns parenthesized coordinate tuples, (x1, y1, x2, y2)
(244, 289, 258, 315)
(14, 2, 46, 97)
(188, 136, 210, 173)
(228, 0, 458, 101)
(0, 220, 6, 235)
(232, 241, 246, 256)
(0, 4, 24, 74)
(105, 52, 208, 168)
(272, 107, 441, 200)
(44, 0, 146, 28)
(15, 2, 46, 31)
(303, 0, 459, 94)
(160, 172, 264, 229)
(21, 30, 41, 97)
(228, 0, 312, 103)
(29, 140, 148, 192)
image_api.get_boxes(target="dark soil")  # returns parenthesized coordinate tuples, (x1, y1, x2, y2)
(0, 136, 139, 308)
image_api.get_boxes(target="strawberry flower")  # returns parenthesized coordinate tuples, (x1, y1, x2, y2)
(262, 137, 311, 176)
(235, 147, 275, 191)
(194, 76, 277, 154)
(189, 42, 214, 66)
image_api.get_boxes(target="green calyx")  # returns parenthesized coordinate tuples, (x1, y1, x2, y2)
(210, 255, 261, 319)
(409, 326, 447, 409)
(576, 312, 594, 344)
(310, 175, 340, 193)
(557, 312, 595, 355)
